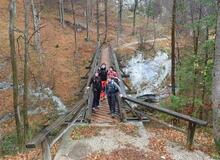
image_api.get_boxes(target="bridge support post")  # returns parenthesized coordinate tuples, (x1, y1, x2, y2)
(41, 137, 51, 160)
(187, 122, 196, 150)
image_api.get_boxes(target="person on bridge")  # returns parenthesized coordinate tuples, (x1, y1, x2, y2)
(106, 78, 122, 118)
(107, 66, 120, 85)
(98, 63, 108, 101)
(89, 72, 102, 113)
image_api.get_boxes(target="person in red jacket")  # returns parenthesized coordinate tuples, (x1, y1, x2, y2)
(107, 66, 120, 84)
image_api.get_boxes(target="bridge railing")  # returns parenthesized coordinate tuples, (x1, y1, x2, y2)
(26, 44, 101, 160)
(84, 45, 102, 122)
(111, 46, 207, 149)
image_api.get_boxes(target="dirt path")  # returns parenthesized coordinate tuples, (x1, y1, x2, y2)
(116, 37, 170, 50)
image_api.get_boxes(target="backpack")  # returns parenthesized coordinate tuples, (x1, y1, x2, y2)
(112, 77, 120, 85)
(107, 81, 117, 94)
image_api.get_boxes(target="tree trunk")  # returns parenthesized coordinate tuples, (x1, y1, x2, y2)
(117, 0, 123, 45)
(59, 0, 65, 27)
(201, 26, 209, 120)
(171, 0, 176, 95)
(31, 0, 42, 54)
(118, 0, 123, 33)
(192, 3, 202, 109)
(212, 1, 220, 152)
(9, 0, 23, 150)
(70, 0, 77, 54)
(89, 0, 93, 23)
(132, 0, 138, 34)
(96, 0, 100, 43)
(85, 0, 89, 41)
(23, 0, 30, 141)
(103, 0, 108, 43)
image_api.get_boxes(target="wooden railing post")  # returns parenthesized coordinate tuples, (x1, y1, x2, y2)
(116, 95, 127, 122)
(187, 122, 196, 150)
(41, 137, 51, 160)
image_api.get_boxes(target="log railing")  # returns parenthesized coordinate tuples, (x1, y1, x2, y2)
(26, 45, 101, 159)
(111, 46, 207, 149)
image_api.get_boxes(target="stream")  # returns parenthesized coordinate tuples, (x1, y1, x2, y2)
(123, 51, 171, 100)
(0, 84, 68, 117)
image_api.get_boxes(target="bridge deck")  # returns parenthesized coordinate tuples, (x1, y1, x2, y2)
(91, 99, 118, 123)
(91, 46, 119, 123)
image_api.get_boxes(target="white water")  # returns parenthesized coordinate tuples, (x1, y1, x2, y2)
(0, 82, 13, 90)
(0, 62, 6, 70)
(0, 83, 67, 114)
(123, 51, 171, 97)
(31, 88, 67, 114)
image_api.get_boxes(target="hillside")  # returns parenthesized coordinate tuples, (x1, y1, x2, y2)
(0, 0, 219, 159)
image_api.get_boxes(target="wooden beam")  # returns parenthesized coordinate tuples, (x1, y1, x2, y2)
(41, 138, 51, 160)
(187, 122, 196, 150)
(50, 106, 85, 146)
(123, 96, 207, 126)
(122, 74, 130, 78)
(124, 100, 142, 120)
(84, 44, 102, 122)
(126, 90, 137, 94)
(26, 98, 87, 148)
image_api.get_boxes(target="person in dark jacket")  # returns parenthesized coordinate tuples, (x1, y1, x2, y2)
(105, 78, 122, 117)
(88, 72, 102, 113)
(98, 63, 108, 100)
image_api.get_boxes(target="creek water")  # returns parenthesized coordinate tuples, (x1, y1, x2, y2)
(0, 83, 67, 114)
(123, 51, 171, 99)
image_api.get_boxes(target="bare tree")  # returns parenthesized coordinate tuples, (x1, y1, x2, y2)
(212, 0, 220, 152)
(103, 0, 108, 43)
(9, 0, 23, 150)
(59, 0, 65, 27)
(117, 0, 123, 45)
(96, 0, 100, 43)
(31, 0, 42, 54)
(70, 0, 77, 54)
(118, 0, 123, 33)
(85, 0, 90, 41)
(171, 0, 176, 95)
(189, 0, 202, 108)
(132, 0, 138, 34)
(23, 0, 31, 140)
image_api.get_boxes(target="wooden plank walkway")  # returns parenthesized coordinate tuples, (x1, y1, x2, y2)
(91, 99, 118, 123)
(91, 46, 119, 123)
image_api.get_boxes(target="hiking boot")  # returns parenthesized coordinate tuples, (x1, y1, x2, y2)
(111, 113, 115, 118)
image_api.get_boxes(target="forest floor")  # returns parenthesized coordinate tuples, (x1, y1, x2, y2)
(54, 122, 213, 160)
